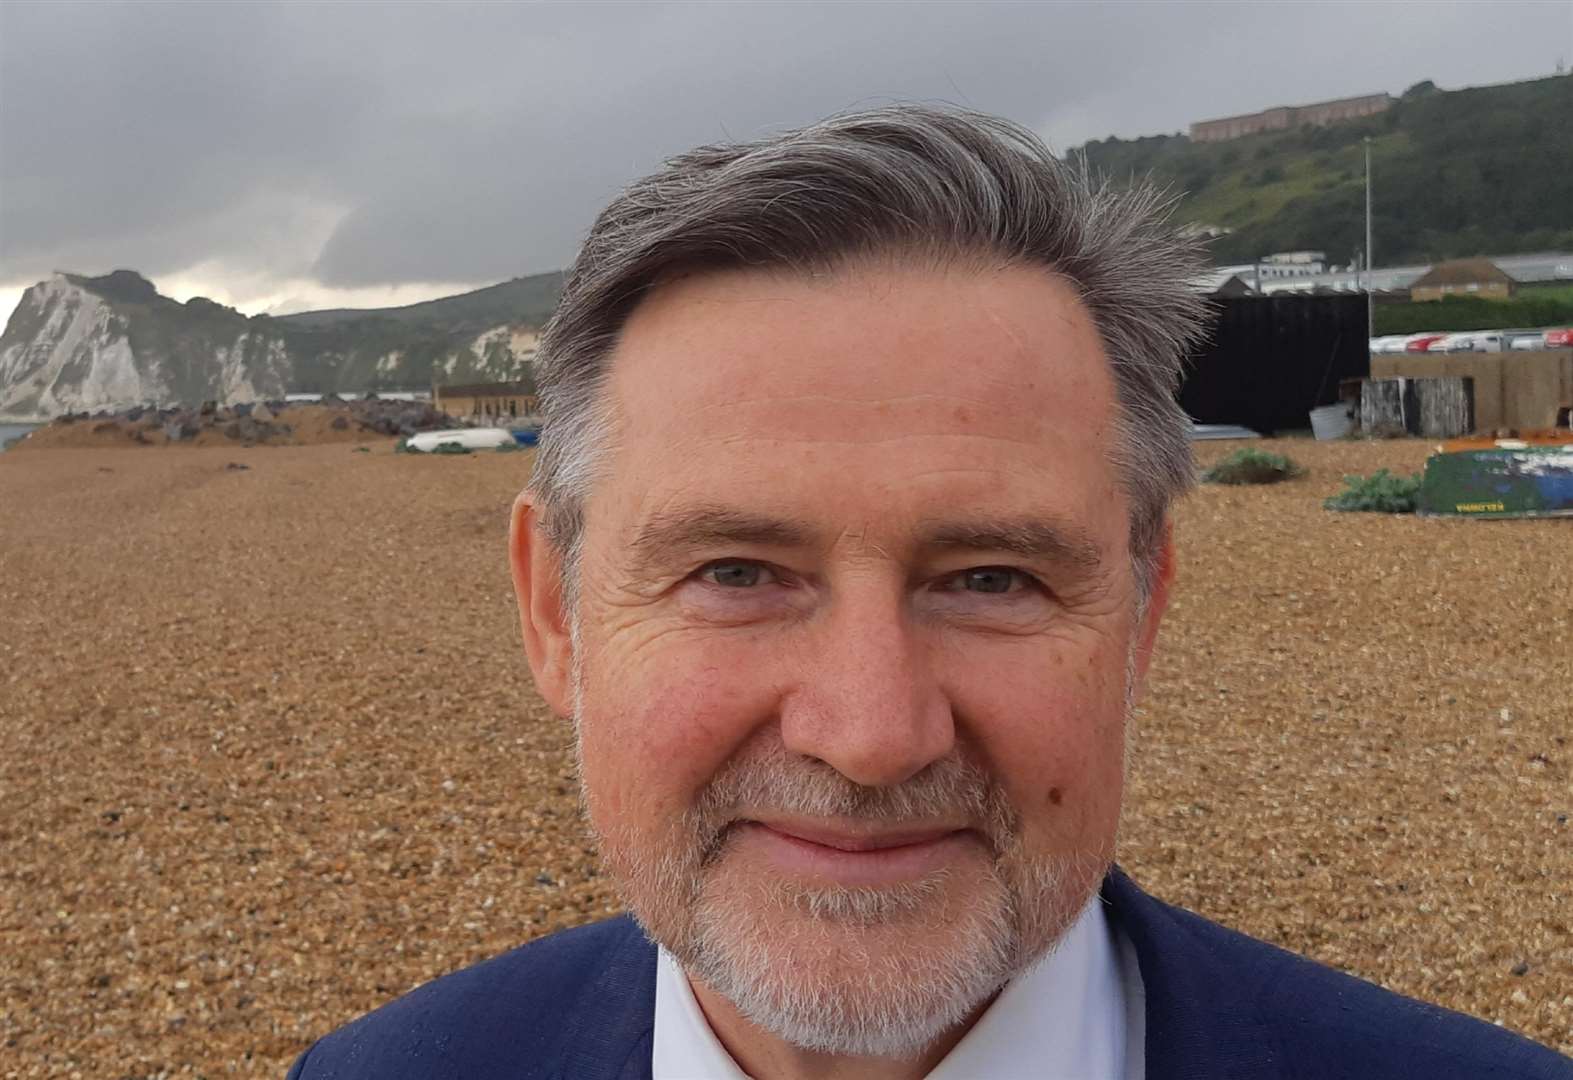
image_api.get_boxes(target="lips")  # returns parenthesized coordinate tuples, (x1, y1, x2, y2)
(733, 818, 980, 887)
(757, 820, 964, 852)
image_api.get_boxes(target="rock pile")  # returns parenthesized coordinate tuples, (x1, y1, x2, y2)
(24, 396, 463, 449)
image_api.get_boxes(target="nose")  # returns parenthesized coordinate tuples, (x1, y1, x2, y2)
(778, 584, 955, 788)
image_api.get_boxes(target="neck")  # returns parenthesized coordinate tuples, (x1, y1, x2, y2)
(687, 976, 997, 1080)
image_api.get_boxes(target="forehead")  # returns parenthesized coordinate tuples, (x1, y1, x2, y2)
(594, 260, 1127, 547)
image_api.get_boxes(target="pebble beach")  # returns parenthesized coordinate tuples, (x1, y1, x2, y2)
(1, 436, 1568, 1076)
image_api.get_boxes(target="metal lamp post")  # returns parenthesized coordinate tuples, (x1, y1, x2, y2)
(1365, 136, 1374, 341)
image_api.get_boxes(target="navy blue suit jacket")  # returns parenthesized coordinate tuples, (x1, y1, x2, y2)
(288, 869, 1569, 1078)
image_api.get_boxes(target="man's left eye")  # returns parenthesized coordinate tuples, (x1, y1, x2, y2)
(948, 567, 1030, 594)
(699, 561, 776, 588)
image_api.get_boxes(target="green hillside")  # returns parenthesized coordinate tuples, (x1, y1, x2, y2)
(265, 271, 563, 392)
(1075, 75, 1573, 267)
(273, 272, 562, 331)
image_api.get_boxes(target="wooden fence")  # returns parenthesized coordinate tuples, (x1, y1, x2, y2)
(1370, 350, 1573, 431)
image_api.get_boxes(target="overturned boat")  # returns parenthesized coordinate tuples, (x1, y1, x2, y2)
(403, 427, 517, 452)
(1419, 439, 1573, 518)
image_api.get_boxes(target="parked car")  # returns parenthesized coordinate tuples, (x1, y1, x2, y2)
(1368, 335, 1405, 353)
(1508, 331, 1547, 350)
(1405, 333, 1449, 353)
(1428, 333, 1476, 353)
(1466, 331, 1507, 353)
(1545, 328, 1573, 349)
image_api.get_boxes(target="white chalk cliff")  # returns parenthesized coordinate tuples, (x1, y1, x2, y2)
(0, 269, 559, 420)
(0, 272, 290, 419)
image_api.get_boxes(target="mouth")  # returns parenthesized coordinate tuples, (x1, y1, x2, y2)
(733, 818, 982, 887)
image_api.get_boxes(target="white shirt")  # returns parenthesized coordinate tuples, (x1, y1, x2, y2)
(652, 897, 1146, 1079)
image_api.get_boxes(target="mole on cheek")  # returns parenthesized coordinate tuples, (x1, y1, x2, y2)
(1047, 787, 1063, 806)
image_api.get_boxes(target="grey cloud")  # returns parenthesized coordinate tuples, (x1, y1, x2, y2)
(3, 0, 1569, 296)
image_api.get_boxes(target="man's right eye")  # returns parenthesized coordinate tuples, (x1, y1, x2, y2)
(699, 561, 775, 588)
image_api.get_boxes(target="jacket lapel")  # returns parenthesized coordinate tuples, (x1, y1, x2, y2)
(548, 916, 658, 1080)
(1102, 867, 1283, 1080)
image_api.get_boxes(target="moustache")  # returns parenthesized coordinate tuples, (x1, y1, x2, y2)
(685, 739, 1021, 863)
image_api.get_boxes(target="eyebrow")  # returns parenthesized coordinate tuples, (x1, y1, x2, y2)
(627, 504, 1104, 575)
(628, 504, 817, 572)
(920, 516, 1105, 573)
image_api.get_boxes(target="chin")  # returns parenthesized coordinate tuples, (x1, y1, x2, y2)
(636, 841, 1104, 1059)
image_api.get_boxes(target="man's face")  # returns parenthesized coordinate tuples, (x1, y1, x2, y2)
(534, 260, 1169, 1056)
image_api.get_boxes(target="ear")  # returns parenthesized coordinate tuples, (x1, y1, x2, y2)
(1129, 520, 1177, 700)
(509, 490, 576, 716)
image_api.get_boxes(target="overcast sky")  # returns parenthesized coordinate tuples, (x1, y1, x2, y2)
(2, 0, 1570, 323)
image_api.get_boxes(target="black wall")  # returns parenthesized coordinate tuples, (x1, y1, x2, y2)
(1179, 295, 1370, 433)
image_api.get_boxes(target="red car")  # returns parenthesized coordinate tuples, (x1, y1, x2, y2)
(1543, 328, 1573, 348)
(1405, 333, 1449, 352)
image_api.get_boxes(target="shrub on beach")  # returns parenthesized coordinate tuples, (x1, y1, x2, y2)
(1324, 469, 1423, 513)
(1201, 448, 1304, 485)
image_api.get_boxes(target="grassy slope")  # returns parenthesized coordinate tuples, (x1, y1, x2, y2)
(1075, 75, 1573, 267)
(273, 271, 563, 331)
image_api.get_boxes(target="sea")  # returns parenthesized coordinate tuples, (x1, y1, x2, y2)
(0, 423, 40, 452)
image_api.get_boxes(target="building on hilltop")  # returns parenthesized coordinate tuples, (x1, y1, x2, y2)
(1190, 93, 1394, 143)
(1408, 258, 1517, 302)
(1259, 251, 1328, 278)
(1204, 252, 1330, 293)
(433, 381, 538, 423)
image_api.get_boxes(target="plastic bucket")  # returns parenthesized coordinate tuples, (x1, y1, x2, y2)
(1309, 403, 1353, 441)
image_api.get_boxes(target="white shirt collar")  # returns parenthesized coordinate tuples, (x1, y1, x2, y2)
(653, 943, 751, 1079)
(652, 897, 1143, 1079)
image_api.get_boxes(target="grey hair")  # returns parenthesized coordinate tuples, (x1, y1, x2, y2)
(529, 104, 1210, 601)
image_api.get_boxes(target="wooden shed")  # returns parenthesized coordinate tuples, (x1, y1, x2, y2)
(432, 381, 538, 423)
(1408, 258, 1517, 302)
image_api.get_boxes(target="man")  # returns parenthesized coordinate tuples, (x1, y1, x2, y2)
(289, 106, 1568, 1079)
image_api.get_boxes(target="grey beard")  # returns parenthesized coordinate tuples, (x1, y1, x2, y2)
(582, 728, 1108, 1059)
(675, 843, 1094, 1058)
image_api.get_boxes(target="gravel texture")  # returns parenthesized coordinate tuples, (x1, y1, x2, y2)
(1, 438, 1568, 1077)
